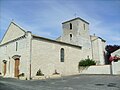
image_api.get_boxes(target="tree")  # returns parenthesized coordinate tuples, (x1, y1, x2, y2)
(105, 45, 120, 64)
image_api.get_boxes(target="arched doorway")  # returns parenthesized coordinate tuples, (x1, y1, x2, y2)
(3, 60, 7, 76)
(12, 55, 21, 77)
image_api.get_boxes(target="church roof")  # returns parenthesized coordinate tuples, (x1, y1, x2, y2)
(98, 37, 106, 42)
(32, 35, 82, 49)
(62, 17, 89, 24)
(90, 35, 106, 42)
(0, 21, 82, 49)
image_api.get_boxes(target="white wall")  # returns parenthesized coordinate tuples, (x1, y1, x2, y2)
(0, 36, 29, 78)
(79, 63, 120, 75)
(1, 22, 25, 44)
(31, 38, 83, 78)
(91, 36, 106, 65)
(79, 65, 110, 74)
(112, 61, 120, 75)
(111, 49, 120, 75)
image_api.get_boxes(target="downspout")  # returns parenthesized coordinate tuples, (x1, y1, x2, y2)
(29, 32, 32, 80)
(30, 35, 32, 80)
(26, 31, 32, 80)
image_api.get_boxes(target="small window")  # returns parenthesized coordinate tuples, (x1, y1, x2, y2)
(60, 48, 64, 62)
(70, 34, 72, 40)
(70, 23, 72, 30)
(16, 42, 18, 51)
(83, 24, 85, 30)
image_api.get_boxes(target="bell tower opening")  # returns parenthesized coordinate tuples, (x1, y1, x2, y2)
(70, 34, 72, 40)
(70, 23, 72, 30)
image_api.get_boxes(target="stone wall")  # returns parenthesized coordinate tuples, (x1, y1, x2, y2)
(111, 49, 120, 75)
(31, 38, 83, 78)
(79, 65, 110, 74)
(79, 63, 120, 75)
(0, 34, 30, 79)
(112, 61, 120, 75)
(91, 36, 106, 65)
(1, 22, 25, 44)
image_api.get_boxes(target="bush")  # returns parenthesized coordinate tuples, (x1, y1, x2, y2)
(53, 70, 60, 75)
(36, 69, 44, 76)
(18, 73, 24, 77)
(79, 59, 96, 67)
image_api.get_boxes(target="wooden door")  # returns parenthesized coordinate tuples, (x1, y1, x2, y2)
(14, 58, 20, 77)
(3, 62, 7, 76)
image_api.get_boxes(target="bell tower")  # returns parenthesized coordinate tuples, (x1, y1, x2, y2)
(61, 17, 91, 47)
(61, 17, 92, 58)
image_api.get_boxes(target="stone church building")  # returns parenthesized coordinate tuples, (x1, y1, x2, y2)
(0, 17, 106, 79)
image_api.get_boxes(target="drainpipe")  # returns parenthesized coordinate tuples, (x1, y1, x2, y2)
(26, 31, 32, 80)
(30, 33, 32, 80)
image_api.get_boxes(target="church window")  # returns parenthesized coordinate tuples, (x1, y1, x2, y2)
(83, 24, 85, 30)
(60, 48, 64, 62)
(70, 23, 72, 30)
(16, 42, 18, 51)
(70, 34, 72, 40)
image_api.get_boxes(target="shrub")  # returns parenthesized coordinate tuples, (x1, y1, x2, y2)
(36, 69, 44, 76)
(78, 58, 96, 67)
(18, 73, 24, 77)
(53, 70, 60, 75)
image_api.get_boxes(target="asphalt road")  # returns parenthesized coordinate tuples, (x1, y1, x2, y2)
(0, 75, 120, 90)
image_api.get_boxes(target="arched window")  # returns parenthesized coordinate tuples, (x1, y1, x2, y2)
(70, 23, 72, 30)
(60, 48, 64, 62)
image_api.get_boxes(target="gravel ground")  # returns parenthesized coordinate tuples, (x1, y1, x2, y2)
(0, 75, 120, 90)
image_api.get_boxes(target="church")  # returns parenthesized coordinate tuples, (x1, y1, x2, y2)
(0, 17, 106, 79)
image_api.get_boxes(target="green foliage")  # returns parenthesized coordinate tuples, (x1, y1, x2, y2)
(79, 59, 96, 67)
(18, 73, 24, 77)
(36, 69, 44, 76)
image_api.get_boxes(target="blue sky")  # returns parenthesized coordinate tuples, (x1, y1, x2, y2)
(0, 0, 120, 45)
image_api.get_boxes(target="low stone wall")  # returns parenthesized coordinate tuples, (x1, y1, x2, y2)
(32, 75, 61, 80)
(112, 61, 120, 75)
(79, 65, 111, 74)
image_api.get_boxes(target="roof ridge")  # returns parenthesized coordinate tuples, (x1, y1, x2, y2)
(11, 21, 26, 32)
(62, 17, 89, 24)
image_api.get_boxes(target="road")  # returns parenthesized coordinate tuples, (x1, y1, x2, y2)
(0, 75, 120, 90)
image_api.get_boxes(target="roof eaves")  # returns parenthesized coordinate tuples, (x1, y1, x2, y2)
(98, 37, 106, 42)
(62, 17, 89, 24)
(32, 35, 82, 49)
(0, 35, 26, 46)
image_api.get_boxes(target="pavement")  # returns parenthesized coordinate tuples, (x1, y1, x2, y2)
(0, 75, 120, 90)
